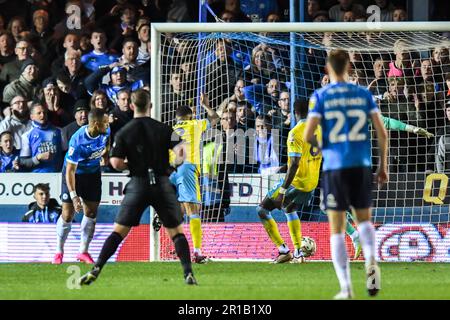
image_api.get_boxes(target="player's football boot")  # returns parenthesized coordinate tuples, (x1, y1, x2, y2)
(76, 252, 95, 264)
(52, 253, 63, 265)
(291, 249, 306, 263)
(79, 266, 101, 286)
(271, 251, 292, 264)
(193, 252, 209, 264)
(184, 272, 198, 285)
(366, 263, 381, 297)
(353, 237, 362, 259)
(333, 289, 354, 300)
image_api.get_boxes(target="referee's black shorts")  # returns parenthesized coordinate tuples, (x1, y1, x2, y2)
(115, 176, 183, 228)
(321, 167, 373, 211)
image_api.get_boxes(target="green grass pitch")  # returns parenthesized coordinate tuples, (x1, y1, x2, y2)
(1, 262, 449, 300)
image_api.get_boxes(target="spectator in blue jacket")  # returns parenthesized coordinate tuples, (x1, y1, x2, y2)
(81, 28, 119, 72)
(85, 62, 144, 106)
(22, 183, 61, 223)
(19, 101, 63, 172)
(0, 131, 20, 172)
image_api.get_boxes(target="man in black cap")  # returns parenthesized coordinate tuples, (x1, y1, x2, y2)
(2, 59, 41, 104)
(61, 99, 90, 153)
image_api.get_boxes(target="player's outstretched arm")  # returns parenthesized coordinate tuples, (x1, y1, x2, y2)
(380, 115, 434, 138)
(371, 112, 389, 187)
(200, 93, 219, 127)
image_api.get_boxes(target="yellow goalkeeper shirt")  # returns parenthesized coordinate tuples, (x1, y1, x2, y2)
(173, 119, 209, 169)
(287, 120, 322, 192)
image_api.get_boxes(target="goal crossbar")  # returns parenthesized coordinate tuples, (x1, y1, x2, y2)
(151, 21, 450, 33)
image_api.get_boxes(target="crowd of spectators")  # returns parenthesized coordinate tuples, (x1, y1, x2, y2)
(160, 0, 450, 178)
(0, 0, 156, 173)
(0, 0, 449, 182)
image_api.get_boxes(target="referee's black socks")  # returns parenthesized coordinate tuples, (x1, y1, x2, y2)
(95, 232, 124, 270)
(172, 233, 193, 277)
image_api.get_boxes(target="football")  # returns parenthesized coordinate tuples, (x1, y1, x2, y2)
(301, 237, 317, 257)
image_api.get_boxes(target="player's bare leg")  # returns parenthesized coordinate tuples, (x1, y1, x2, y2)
(257, 197, 292, 263)
(328, 210, 353, 300)
(53, 203, 75, 264)
(76, 200, 99, 264)
(184, 202, 207, 263)
(353, 208, 381, 297)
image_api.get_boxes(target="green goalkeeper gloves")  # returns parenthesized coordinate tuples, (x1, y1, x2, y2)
(412, 127, 434, 138)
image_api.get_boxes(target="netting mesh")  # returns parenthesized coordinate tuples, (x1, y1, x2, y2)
(157, 28, 450, 260)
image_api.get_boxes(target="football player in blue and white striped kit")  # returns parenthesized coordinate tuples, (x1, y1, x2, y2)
(304, 50, 388, 299)
(53, 108, 110, 265)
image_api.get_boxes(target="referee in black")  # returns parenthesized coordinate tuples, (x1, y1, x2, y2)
(79, 89, 197, 286)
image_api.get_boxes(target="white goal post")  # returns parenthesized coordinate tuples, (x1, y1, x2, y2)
(150, 22, 450, 262)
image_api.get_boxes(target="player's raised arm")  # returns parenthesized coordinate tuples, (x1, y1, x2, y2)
(200, 93, 219, 127)
(371, 111, 389, 186)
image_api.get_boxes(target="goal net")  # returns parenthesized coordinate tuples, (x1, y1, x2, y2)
(151, 22, 450, 262)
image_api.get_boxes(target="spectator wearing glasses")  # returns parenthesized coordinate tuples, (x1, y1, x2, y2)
(267, 90, 291, 131)
(0, 39, 33, 86)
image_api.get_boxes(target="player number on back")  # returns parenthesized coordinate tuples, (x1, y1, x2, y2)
(325, 109, 367, 143)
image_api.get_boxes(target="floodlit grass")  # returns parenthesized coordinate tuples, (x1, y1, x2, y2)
(1, 262, 449, 300)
